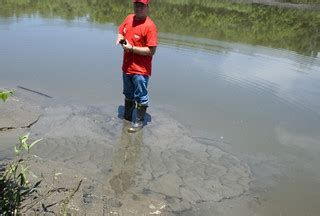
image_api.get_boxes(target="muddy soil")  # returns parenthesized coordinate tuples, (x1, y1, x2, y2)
(0, 89, 257, 215)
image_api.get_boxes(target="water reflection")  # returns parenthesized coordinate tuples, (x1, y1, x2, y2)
(0, 0, 319, 56)
(109, 121, 143, 196)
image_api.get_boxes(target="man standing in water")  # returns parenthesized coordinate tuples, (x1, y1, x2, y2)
(116, 0, 157, 132)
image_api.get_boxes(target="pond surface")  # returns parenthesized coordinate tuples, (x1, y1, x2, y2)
(1, 1, 320, 215)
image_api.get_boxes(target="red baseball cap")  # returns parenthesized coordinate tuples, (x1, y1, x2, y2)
(132, 0, 150, 5)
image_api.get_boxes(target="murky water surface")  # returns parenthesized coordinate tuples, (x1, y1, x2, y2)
(1, 1, 320, 215)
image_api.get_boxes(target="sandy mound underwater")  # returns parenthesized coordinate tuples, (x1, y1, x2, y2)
(23, 103, 252, 215)
(0, 90, 252, 215)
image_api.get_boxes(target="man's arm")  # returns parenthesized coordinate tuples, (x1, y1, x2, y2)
(121, 40, 156, 56)
(131, 46, 157, 56)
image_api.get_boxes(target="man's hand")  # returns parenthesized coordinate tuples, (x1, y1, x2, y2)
(116, 34, 125, 45)
(117, 37, 156, 56)
(121, 40, 134, 53)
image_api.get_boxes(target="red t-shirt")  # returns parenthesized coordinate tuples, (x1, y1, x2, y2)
(118, 14, 157, 76)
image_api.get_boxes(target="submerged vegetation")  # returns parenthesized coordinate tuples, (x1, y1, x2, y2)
(0, 0, 319, 56)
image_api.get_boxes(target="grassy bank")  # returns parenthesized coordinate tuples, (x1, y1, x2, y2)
(0, 0, 319, 56)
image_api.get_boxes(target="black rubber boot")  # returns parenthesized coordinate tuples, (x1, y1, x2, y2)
(123, 98, 136, 121)
(128, 104, 147, 133)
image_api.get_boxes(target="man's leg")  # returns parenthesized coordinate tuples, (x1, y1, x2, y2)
(128, 74, 149, 132)
(122, 73, 135, 121)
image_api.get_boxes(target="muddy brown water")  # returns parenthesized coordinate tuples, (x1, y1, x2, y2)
(1, 15, 320, 215)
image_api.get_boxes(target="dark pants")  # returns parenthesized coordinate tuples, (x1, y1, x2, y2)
(122, 73, 149, 105)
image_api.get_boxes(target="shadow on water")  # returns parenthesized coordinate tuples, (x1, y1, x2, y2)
(108, 121, 144, 196)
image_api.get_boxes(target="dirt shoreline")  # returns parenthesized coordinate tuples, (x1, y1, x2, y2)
(232, 0, 320, 9)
